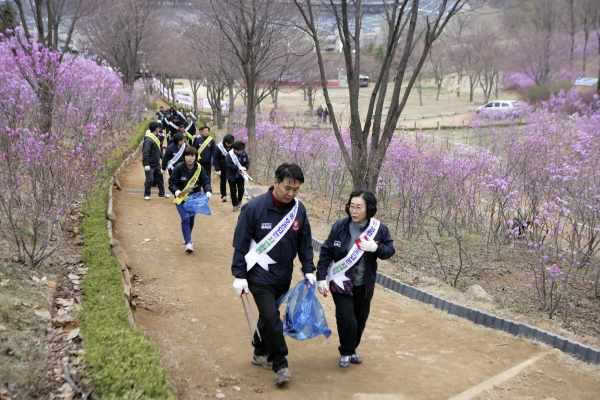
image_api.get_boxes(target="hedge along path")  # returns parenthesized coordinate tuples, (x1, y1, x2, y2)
(78, 120, 174, 399)
(112, 161, 600, 399)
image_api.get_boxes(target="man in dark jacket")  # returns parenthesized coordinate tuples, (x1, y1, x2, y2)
(225, 140, 249, 212)
(193, 126, 215, 184)
(162, 132, 186, 174)
(162, 111, 179, 141)
(214, 134, 235, 202)
(231, 163, 316, 387)
(142, 122, 169, 200)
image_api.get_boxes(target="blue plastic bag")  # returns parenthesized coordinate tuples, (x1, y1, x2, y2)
(183, 192, 211, 217)
(277, 280, 332, 341)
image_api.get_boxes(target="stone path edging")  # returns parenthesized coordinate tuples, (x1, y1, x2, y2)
(310, 236, 600, 365)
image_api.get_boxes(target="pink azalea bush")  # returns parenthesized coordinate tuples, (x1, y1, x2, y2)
(0, 33, 144, 267)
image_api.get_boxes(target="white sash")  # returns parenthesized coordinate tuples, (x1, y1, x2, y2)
(177, 111, 186, 120)
(218, 142, 228, 156)
(186, 121, 194, 132)
(228, 149, 252, 182)
(165, 118, 178, 129)
(327, 218, 380, 289)
(244, 199, 299, 272)
(167, 143, 186, 172)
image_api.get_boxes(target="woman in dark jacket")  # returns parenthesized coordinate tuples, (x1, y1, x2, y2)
(168, 146, 212, 253)
(316, 189, 395, 368)
(225, 141, 250, 212)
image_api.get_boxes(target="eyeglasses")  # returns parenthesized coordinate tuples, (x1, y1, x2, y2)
(347, 205, 365, 211)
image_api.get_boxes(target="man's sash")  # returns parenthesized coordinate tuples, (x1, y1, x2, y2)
(145, 131, 161, 149)
(186, 121, 194, 132)
(228, 149, 252, 182)
(218, 142, 228, 156)
(327, 218, 380, 288)
(177, 111, 186, 120)
(167, 143, 186, 172)
(197, 136, 214, 160)
(244, 199, 299, 272)
(165, 118, 178, 131)
(173, 163, 202, 205)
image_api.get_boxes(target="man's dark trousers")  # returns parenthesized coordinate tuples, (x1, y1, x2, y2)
(144, 166, 165, 196)
(248, 282, 291, 372)
(200, 161, 212, 184)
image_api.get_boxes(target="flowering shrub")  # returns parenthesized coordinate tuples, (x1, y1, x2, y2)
(236, 89, 600, 320)
(0, 34, 143, 268)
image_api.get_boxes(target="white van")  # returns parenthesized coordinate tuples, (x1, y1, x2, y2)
(476, 100, 521, 115)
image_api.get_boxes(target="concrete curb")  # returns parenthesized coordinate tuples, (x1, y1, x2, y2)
(311, 236, 600, 365)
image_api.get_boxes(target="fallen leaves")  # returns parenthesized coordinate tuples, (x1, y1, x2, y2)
(0, 279, 9, 287)
(0, 324, 6, 331)
(41, 277, 58, 288)
(33, 306, 52, 321)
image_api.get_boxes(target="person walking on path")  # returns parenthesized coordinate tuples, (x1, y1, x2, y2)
(225, 140, 249, 212)
(317, 105, 323, 123)
(316, 189, 395, 368)
(193, 126, 215, 184)
(142, 122, 169, 201)
(162, 132, 186, 175)
(214, 134, 235, 202)
(231, 163, 316, 387)
(168, 146, 212, 253)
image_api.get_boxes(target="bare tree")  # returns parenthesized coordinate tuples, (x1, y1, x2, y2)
(207, 0, 301, 174)
(293, 0, 468, 191)
(428, 39, 450, 100)
(81, 0, 157, 88)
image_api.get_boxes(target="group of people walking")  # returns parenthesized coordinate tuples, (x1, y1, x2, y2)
(143, 108, 396, 388)
(142, 109, 250, 252)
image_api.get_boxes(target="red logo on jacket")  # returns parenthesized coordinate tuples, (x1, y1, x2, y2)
(292, 219, 300, 232)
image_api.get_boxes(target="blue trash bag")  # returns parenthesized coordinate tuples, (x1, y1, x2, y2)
(183, 192, 211, 217)
(276, 280, 332, 341)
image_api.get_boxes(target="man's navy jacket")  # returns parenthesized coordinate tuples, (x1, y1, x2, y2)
(232, 187, 315, 286)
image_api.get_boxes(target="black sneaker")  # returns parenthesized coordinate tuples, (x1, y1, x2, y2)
(274, 367, 291, 386)
(350, 353, 362, 364)
(251, 355, 273, 369)
(339, 355, 350, 368)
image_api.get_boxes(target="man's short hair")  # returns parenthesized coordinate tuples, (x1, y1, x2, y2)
(178, 123, 185, 128)
(149, 122, 160, 132)
(275, 163, 304, 184)
(183, 146, 198, 157)
(223, 134, 235, 145)
(233, 140, 245, 151)
(159, 106, 164, 109)
(200, 126, 210, 131)
(173, 132, 185, 143)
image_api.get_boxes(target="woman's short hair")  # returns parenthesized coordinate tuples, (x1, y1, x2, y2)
(274, 163, 304, 183)
(233, 140, 245, 151)
(183, 146, 198, 157)
(223, 134, 235, 145)
(345, 189, 378, 219)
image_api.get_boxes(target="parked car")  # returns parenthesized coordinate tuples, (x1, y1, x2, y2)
(476, 100, 522, 115)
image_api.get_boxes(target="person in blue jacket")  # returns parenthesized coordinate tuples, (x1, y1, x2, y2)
(316, 189, 395, 368)
(231, 163, 316, 387)
(225, 141, 249, 212)
(214, 134, 235, 202)
(168, 146, 212, 253)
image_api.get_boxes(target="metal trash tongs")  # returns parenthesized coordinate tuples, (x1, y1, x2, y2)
(240, 294, 262, 344)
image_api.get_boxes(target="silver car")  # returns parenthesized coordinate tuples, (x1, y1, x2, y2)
(476, 100, 521, 115)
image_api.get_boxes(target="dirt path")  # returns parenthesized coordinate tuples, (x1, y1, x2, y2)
(113, 165, 600, 399)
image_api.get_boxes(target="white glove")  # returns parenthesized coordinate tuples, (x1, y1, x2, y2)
(233, 278, 249, 296)
(206, 192, 212, 200)
(358, 237, 378, 253)
(159, 169, 163, 175)
(317, 280, 329, 297)
(175, 190, 182, 198)
(305, 273, 316, 286)
(216, 170, 221, 176)
(144, 165, 150, 172)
